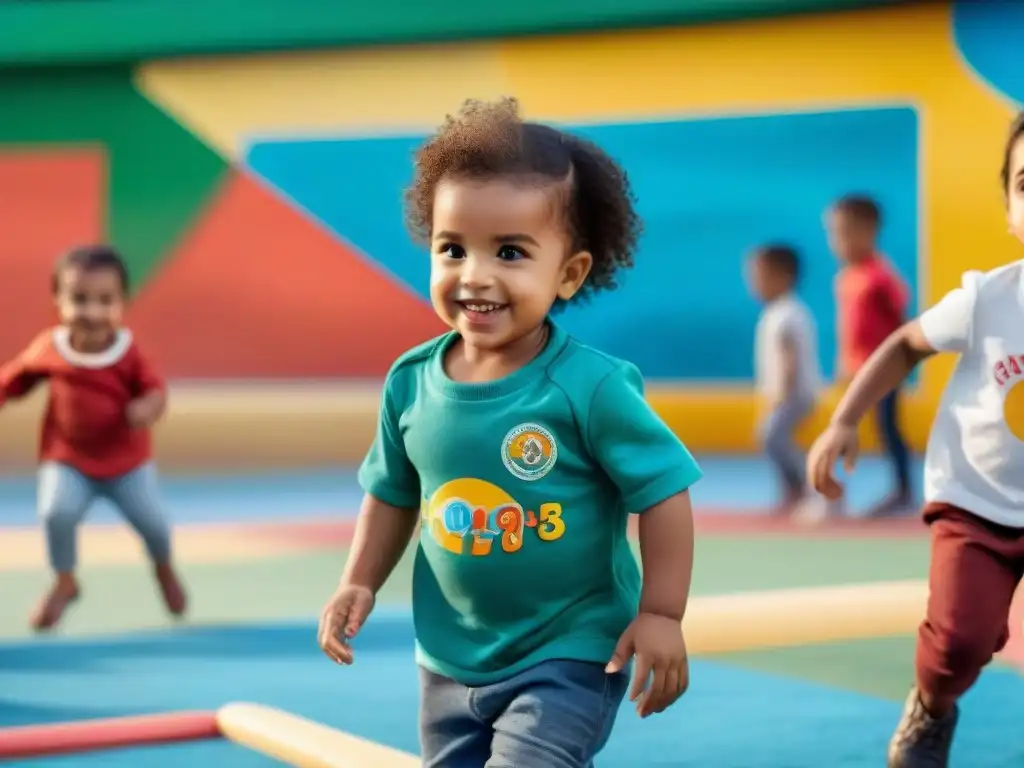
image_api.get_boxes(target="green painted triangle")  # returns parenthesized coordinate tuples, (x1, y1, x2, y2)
(0, 66, 228, 291)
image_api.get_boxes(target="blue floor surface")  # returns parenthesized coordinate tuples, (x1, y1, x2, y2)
(0, 456, 922, 529)
(18, 741, 280, 768)
(2, 614, 1019, 767)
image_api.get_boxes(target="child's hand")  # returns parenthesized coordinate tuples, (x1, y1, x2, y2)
(125, 396, 162, 429)
(807, 422, 860, 500)
(606, 612, 689, 718)
(317, 584, 375, 665)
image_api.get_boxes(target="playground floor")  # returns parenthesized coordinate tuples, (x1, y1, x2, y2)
(2, 456, 1023, 766)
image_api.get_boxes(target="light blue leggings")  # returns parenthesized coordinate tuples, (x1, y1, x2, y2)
(38, 461, 172, 573)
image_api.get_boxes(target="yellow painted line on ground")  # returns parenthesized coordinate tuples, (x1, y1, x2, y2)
(0, 524, 320, 571)
(218, 702, 419, 768)
(685, 579, 927, 654)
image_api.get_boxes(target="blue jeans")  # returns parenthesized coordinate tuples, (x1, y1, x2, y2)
(38, 461, 172, 572)
(420, 660, 629, 768)
(876, 389, 911, 496)
(759, 392, 814, 497)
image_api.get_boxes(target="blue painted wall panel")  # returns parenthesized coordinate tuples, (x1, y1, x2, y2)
(247, 106, 918, 380)
(953, 0, 1024, 108)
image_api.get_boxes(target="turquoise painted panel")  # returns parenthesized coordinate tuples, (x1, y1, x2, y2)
(953, 0, 1024, 107)
(246, 107, 919, 380)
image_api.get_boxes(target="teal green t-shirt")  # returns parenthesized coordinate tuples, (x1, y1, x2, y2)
(358, 323, 702, 685)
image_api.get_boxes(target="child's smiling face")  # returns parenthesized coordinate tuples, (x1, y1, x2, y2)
(53, 265, 124, 351)
(1008, 134, 1024, 245)
(428, 177, 591, 352)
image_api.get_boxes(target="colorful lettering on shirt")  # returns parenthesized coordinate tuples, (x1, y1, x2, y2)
(423, 478, 566, 557)
(994, 353, 1024, 442)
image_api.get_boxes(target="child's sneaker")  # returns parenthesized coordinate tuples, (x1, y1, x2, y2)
(792, 495, 843, 526)
(154, 562, 187, 618)
(30, 575, 80, 632)
(887, 686, 957, 767)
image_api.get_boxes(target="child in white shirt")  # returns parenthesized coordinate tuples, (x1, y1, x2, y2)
(807, 110, 1024, 768)
(749, 244, 822, 515)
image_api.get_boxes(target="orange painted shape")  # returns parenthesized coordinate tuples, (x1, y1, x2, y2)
(129, 171, 445, 378)
(0, 149, 105, 359)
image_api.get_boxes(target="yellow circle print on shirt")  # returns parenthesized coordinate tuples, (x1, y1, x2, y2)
(1003, 379, 1024, 442)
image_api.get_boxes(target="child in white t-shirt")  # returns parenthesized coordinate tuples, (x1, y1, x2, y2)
(807, 110, 1024, 768)
(748, 244, 821, 515)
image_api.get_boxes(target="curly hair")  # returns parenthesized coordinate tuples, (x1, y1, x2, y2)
(1001, 110, 1024, 195)
(405, 97, 642, 301)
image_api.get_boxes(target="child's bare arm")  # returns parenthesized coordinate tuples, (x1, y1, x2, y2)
(0, 332, 51, 407)
(637, 491, 694, 622)
(339, 493, 419, 592)
(0, 362, 41, 408)
(830, 320, 937, 428)
(126, 389, 167, 428)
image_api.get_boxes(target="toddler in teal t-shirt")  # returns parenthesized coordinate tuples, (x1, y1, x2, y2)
(318, 97, 702, 767)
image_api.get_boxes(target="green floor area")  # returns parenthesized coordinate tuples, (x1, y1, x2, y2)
(0, 532, 941, 718)
(0, 534, 930, 641)
(713, 635, 918, 701)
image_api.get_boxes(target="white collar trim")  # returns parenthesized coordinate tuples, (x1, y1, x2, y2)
(52, 328, 133, 369)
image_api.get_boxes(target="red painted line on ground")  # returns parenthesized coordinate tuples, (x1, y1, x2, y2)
(0, 711, 220, 760)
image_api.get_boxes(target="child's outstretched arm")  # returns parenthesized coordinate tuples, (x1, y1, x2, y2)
(586, 363, 701, 718)
(636, 492, 694, 622)
(0, 333, 51, 408)
(319, 365, 420, 665)
(319, 494, 418, 664)
(810, 272, 975, 498)
(125, 345, 167, 428)
(830, 320, 937, 428)
(339, 494, 418, 594)
(808, 321, 936, 499)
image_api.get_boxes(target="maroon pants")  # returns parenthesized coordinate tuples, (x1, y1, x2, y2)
(917, 503, 1024, 710)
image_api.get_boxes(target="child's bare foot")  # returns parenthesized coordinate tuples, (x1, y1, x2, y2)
(154, 562, 187, 618)
(30, 573, 80, 632)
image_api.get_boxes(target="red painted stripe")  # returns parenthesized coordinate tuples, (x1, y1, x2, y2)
(129, 171, 446, 378)
(0, 710, 220, 759)
(0, 149, 104, 360)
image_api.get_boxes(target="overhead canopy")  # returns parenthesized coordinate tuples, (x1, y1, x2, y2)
(0, 0, 912, 67)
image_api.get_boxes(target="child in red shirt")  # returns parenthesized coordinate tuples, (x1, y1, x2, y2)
(0, 245, 187, 631)
(826, 195, 912, 517)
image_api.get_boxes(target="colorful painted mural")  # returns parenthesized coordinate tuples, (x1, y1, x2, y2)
(0, 1, 1021, 448)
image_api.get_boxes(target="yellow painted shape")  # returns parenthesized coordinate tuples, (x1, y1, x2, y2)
(0, 524, 314, 571)
(218, 702, 419, 768)
(686, 579, 928, 654)
(135, 44, 508, 160)
(497, 3, 1018, 449)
